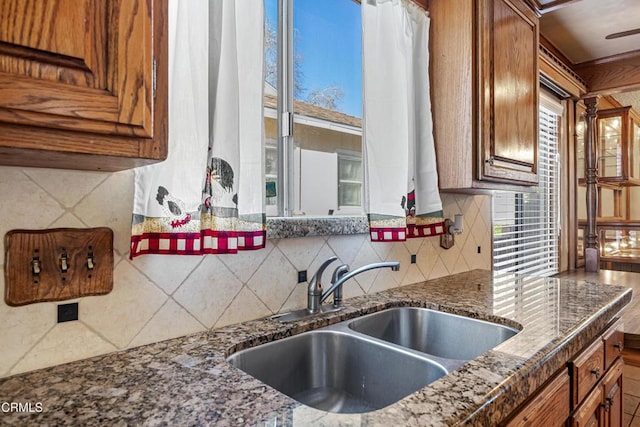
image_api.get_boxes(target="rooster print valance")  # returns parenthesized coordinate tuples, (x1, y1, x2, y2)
(130, 0, 265, 257)
(362, 0, 445, 242)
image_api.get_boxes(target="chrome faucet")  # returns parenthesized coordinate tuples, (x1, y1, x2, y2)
(271, 258, 401, 323)
(328, 264, 350, 308)
(310, 260, 401, 311)
(306, 256, 338, 314)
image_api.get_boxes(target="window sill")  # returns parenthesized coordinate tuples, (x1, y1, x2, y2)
(266, 215, 369, 239)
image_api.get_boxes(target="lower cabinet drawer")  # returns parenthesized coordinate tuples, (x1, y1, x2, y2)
(603, 324, 624, 371)
(505, 319, 624, 426)
(570, 383, 603, 427)
(504, 369, 570, 427)
(571, 338, 605, 407)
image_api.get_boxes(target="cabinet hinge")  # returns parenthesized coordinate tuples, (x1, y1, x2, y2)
(152, 58, 157, 100)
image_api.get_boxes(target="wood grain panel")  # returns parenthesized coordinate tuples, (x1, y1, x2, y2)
(492, 0, 537, 165)
(570, 384, 602, 427)
(575, 52, 640, 94)
(0, 0, 151, 134)
(4, 228, 113, 306)
(0, 0, 106, 88)
(0, 0, 167, 171)
(0, 0, 105, 88)
(570, 338, 605, 407)
(504, 369, 570, 427)
(481, 0, 539, 184)
(622, 347, 640, 365)
(539, 44, 587, 98)
(430, 0, 539, 190)
(603, 326, 624, 371)
(602, 357, 623, 427)
(0, 145, 161, 171)
(429, 0, 475, 190)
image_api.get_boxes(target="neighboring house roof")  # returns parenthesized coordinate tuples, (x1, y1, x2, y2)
(264, 94, 362, 128)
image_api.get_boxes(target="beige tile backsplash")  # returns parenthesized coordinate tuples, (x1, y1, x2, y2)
(0, 166, 491, 377)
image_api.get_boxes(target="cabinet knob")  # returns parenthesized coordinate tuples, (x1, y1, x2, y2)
(485, 157, 495, 166)
(604, 396, 615, 412)
(614, 342, 623, 351)
(590, 368, 601, 379)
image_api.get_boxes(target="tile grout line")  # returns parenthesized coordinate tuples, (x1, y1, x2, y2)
(5, 321, 57, 377)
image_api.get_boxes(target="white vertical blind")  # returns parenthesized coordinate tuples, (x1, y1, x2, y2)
(492, 93, 562, 279)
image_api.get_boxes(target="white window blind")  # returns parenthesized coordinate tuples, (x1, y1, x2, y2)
(492, 93, 562, 279)
(492, 275, 560, 341)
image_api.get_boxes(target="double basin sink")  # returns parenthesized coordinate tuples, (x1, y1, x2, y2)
(227, 307, 519, 414)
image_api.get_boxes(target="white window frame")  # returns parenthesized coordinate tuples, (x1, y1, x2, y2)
(265, 138, 278, 216)
(336, 149, 363, 214)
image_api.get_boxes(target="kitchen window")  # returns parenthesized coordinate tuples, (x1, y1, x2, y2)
(265, 138, 278, 216)
(337, 151, 363, 212)
(264, 0, 363, 217)
(493, 91, 563, 278)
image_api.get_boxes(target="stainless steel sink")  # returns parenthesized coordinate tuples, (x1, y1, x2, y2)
(227, 329, 447, 413)
(227, 306, 519, 414)
(348, 307, 519, 361)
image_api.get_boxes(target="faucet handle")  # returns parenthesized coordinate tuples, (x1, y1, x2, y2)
(307, 256, 338, 314)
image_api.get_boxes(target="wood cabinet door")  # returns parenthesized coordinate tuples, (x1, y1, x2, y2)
(571, 384, 603, 427)
(603, 326, 624, 371)
(0, 0, 167, 170)
(571, 338, 605, 408)
(504, 369, 570, 427)
(478, 0, 539, 185)
(602, 358, 623, 427)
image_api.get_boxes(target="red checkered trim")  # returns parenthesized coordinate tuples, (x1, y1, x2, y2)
(369, 227, 407, 242)
(130, 230, 266, 259)
(407, 222, 445, 238)
(370, 222, 446, 242)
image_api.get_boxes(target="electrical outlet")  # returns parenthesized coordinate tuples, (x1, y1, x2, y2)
(57, 302, 79, 323)
(411, 254, 417, 264)
(297, 270, 307, 283)
(477, 246, 482, 254)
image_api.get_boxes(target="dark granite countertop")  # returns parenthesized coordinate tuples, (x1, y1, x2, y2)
(555, 270, 640, 349)
(0, 270, 631, 426)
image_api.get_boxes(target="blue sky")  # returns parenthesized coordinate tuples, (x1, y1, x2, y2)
(264, 0, 362, 118)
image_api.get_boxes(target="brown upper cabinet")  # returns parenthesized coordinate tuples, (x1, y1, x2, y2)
(0, 0, 168, 171)
(430, 0, 539, 191)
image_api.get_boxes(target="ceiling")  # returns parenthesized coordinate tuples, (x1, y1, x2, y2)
(539, 0, 640, 64)
(610, 91, 640, 115)
(539, 0, 640, 111)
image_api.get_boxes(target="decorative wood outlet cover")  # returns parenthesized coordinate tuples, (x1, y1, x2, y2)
(4, 228, 114, 306)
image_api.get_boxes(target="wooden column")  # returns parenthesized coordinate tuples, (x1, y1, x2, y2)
(584, 96, 600, 272)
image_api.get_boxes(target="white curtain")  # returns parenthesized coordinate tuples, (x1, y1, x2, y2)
(131, 0, 265, 257)
(362, 0, 444, 241)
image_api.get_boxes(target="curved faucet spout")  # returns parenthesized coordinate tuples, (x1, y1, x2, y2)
(320, 261, 400, 305)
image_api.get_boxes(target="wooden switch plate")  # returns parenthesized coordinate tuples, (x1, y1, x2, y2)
(4, 228, 114, 306)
